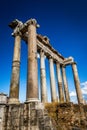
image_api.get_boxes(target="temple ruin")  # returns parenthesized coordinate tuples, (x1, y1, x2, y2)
(8, 18, 83, 104)
(0, 18, 86, 130)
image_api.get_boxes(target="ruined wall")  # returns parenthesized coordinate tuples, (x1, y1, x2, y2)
(45, 102, 87, 130)
(0, 102, 56, 130)
(0, 93, 7, 130)
(0, 105, 6, 130)
(0, 93, 87, 130)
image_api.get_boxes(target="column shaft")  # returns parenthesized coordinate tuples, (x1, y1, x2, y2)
(27, 20, 38, 101)
(62, 66, 70, 102)
(72, 63, 83, 104)
(56, 63, 64, 103)
(9, 35, 21, 104)
(49, 58, 57, 102)
(40, 50, 47, 103)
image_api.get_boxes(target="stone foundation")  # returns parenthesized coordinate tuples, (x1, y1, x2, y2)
(0, 94, 87, 130)
(0, 101, 56, 130)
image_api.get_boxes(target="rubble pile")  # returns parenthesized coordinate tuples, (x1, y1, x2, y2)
(45, 102, 87, 130)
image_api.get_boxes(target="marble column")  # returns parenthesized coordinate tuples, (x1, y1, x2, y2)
(56, 62, 64, 103)
(40, 50, 47, 103)
(72, 62, 83, 104)
(9, 34, 21, 104)
(62, 66, 70, 102)
(27, 19, 39, 101)
(49, 57, 57, 102)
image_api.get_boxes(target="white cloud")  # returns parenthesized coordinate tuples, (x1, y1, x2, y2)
(37, 53, 40, 58)
(81, 81, 87, 95)
(37, 53, 46, 59)
(70, 91, 76, 97)
(81, 81, 87, 87)
(70, 90, 77, 103)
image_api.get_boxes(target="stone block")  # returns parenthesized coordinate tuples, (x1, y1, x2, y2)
(0, 93, 7, 104)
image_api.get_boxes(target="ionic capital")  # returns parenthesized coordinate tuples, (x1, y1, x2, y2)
(12, 31, 22, 37)
(56, 60, 61, 65)
(26, 19, 40, 28)
(40, 49, 45, 56)
(12, 26, 22, 37)
(10, 20, 23, 37)
(48, 55, 53, 60)
(43, 36, 50, 43)
(62, 64, 66, 68)
(71, 62, 77, 65)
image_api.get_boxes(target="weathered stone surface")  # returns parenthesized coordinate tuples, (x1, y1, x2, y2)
(0, 93, 7, 104)
(62, 66, 70, 102)
(9, 34, 21, 104)
(27, 19, 38, 101)
(0, 102, 56, 130)
(56, 63, 64, 103)
(45, 102, 87, 130)
(40, 50, 47, 103)
(72, 63, 83, 104)
(49, 57, 57, 102)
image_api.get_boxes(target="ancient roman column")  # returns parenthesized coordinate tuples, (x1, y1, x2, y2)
(56, 62, 64, 103)
(72, 62, 83, 104)
(9, 33, 21, 104)
(40, 50, 47, 103)
(26, 19, 39, 101)
(49, 57, 57, 102)
(62, 66, 70, 102)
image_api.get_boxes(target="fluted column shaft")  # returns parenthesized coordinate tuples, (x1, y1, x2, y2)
(56, 62, 64, 103)
(62, 66, 70, 102)
(9, 34, 21, 104)
(40, 50, 47, 103)
(49, 57, 57, 102)
(27, 20, 38, 101)
(72, 62, 83, 104)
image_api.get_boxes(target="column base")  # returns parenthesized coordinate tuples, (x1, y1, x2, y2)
(26, 98, 40, 103)
(25, 98, 44, 109)
(8, 98, 20, 104)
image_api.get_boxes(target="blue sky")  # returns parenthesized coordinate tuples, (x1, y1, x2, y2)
(0, 0, 87, 103)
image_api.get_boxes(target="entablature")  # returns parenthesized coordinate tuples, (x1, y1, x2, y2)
(22, 32, 64, 63)
(9, 19, 77, 65)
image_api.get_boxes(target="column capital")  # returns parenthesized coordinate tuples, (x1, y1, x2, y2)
(56, 60, 61, 64)
(56, 61, 63, 68)
(40, 50, 45, 59)
(12, 27, 22, 37)
(71, 62, 77, 65)
(48, 55, 53, 60)
(62, 64, 66, 68)
(26, 19, 40, 28)
(10, 20, 23, 37)
(40, 49, 44, 55)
